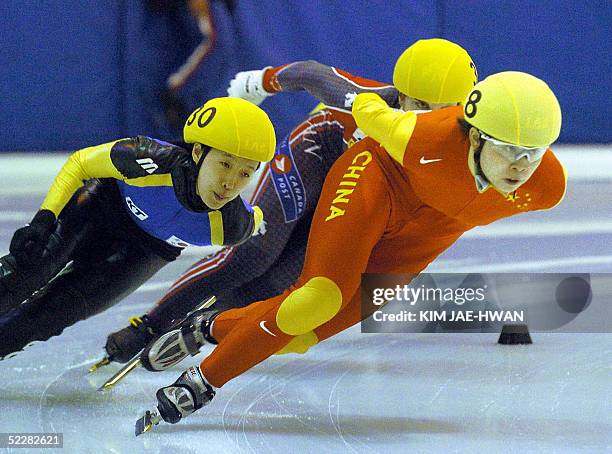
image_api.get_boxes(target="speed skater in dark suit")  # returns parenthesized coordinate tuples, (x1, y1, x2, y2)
(102, 38, 480, 364)
(0, 97, 275, 359)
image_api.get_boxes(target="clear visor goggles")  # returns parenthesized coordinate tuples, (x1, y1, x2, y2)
(480, 132, 548, 162)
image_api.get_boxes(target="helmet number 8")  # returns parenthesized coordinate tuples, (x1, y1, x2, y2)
(464, 90, 482, 118)
(186, 107, 217, 128)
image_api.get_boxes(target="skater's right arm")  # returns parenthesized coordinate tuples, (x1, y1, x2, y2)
(351, 92, 417, 166)
(228, 61, 400, 111)
(10, 140, 127, 263)
(40, 136, 186, 217)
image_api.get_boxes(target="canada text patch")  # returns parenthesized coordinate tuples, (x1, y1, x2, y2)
(270, 136, 306, 222)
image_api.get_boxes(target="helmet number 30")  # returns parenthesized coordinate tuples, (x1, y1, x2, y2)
(186, 106, 217, 128)
(464, 90, 482, 118)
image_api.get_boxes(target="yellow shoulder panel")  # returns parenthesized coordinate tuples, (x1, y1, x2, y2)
(352, 93, 416, 165)
(41, 141, 123, 216)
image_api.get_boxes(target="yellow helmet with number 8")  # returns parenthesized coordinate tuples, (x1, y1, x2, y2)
(184, 97, 276, 162)
(463, 71, 562, 147)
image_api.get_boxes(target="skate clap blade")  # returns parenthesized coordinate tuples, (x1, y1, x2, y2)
(88, 356, 111, 373)
(97, 295, 216, 390)
(135, 409, 162, 436)
(98, 356, 141, 391)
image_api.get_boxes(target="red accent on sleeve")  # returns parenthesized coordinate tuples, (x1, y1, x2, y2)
(333, 68, 390, 88)
(262, 65, 289, 93)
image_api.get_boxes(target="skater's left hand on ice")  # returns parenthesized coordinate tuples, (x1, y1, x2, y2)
(156, 366, 216, 424)
(9, 209, 56, 266)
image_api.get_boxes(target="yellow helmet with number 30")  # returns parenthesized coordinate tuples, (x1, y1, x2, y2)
(463, 71, 562, 147)
(184, 97, 276, 162)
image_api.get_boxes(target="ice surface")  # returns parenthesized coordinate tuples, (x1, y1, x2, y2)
(0, 147, 610, 453)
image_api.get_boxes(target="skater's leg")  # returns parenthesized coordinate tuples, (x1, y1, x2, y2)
(145, 116, 338, 329)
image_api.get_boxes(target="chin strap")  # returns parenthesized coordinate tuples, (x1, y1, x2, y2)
(171, 145, 212, 212)
(195, 146, 208, 172)
(472, 142, 491, 193)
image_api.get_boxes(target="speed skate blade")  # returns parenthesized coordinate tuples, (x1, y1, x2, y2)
(88, 356, 111, 373)
(97, 356, 141, 391)
(135, 410, 161, 436)
(100, 295, 216, 391)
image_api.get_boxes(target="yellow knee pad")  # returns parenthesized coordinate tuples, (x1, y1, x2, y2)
(275, 331, 318, 355)
(276, 276, 342, 336)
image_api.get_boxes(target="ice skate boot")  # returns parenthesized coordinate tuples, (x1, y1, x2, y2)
(140, 308, 219, 371)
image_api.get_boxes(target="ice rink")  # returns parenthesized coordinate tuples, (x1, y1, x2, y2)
(0, 146, 610, 453)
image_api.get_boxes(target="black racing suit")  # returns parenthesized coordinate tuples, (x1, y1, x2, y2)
(0, 137, 259, 358)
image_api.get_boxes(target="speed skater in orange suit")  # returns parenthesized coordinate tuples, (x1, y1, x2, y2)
(137, 73, 566, 425)
(103, 38, 478, 364)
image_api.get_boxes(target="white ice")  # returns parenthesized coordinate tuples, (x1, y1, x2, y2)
(0, 146, 610, 453)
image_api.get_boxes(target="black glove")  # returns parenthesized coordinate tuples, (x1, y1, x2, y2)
(9, 209, 56, 267)
(104, 315, 157, 363)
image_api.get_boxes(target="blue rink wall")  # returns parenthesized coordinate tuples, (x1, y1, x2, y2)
(0, 0, 610, 151)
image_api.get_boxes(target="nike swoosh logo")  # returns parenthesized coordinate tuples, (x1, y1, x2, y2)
(259, 320, 277, 337)
(420, 157, 442, 164)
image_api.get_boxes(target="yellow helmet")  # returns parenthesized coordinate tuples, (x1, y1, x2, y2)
(393, 38, 477, 104)
(184, 97, 276, 162)
(463, 71, 562, 147)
